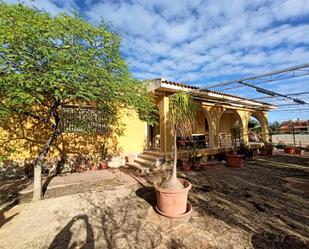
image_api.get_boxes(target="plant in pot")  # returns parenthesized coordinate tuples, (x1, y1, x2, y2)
(189, 143, 201, 170)
(226, 122, 244, 167)
(181, 158, 191, 171)
(259, 142, 273, 156)
(284, 146, 295, 154)
(154, 91, 196, 218)
(295, 142, 305, 155)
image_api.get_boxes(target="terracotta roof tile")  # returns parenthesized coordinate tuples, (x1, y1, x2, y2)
(160, 79, 274, 107)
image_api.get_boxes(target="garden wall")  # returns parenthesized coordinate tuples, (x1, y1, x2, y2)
(272, 134, 309, 146)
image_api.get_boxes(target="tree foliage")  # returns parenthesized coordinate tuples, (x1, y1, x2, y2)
(269, 121, 280, 135)
(0, 3, 156, 200)
(169, 91, 197, 138)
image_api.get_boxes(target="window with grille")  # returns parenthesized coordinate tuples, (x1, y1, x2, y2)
(61, 106, 109, 134)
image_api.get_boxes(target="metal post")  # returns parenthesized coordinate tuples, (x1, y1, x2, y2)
(292, 123, 296, 147)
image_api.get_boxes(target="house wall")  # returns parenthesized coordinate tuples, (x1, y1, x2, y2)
(0, 109, 146, 161)
(117, 110, 147, 154)
(219, 112, 239, 133)
(193, 107, 207, 134)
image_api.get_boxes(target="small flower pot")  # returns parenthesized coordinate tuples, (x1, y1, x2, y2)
(246, 150, 258, 160)
(154, 178, 192, 218)
(79, 164, 86, 172)
(193, 160, 201, 170)
(91, 164, 97, 171)
(181, 159, 191, 171)
(259, 150, 268, 156)
(226, 153, 244, 167)
(267, 149, 273, 156)
(295, 148, 305, 155)
(99, 162, 108, 169)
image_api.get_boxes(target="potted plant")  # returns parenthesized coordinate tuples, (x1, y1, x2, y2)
(154, 92, 196, 217)
(246, 148, 258, 160)
(295, 147, 305, 155)
(225, 123, 244, 167)
(284, 146, 295, 154)
(260, 143, 273, 156)
(99, 161, 108, 169)
(188, 142, 201, 170)
(181, 158, 191, 171)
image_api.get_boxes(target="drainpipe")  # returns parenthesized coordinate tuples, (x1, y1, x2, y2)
(164, 92, 167, 154)
(292, 123, 296, 147)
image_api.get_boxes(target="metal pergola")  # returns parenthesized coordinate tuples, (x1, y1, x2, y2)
(200, 63, 309, 114)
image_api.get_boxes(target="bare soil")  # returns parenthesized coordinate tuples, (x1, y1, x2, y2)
(0, 154, 308, 249)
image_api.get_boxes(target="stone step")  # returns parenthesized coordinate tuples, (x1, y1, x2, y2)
(138, 153, 162, 162)
(126, 162, 150, 174)
(143, 150, 169, 157)
(134, 157, 154, 167)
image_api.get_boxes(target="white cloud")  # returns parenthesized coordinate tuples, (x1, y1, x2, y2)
(4, 0, 309, 115)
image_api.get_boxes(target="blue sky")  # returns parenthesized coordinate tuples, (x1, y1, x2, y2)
(6, 0, 309, 123)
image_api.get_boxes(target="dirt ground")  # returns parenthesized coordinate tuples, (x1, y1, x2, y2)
(0, 153, 308, 249)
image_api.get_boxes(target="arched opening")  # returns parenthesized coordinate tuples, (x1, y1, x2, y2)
(248, 112, 267, 143)
(218, 109, 243, 147)
(192, 104, 213, 148)
(177, 103, 213, 149)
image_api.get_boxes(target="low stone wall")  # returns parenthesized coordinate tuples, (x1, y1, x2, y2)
(0, 155, 126, 180)
(272, 134, 309, 146)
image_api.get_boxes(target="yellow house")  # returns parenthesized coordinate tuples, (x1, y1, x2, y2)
(0, 77, 275, 170)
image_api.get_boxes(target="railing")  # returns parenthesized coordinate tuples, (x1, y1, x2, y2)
(219, 133, 233, 147)
(177, 134, 209, 149)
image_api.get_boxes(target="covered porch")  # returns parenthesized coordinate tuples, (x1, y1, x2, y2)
(145, 78, 275, 157)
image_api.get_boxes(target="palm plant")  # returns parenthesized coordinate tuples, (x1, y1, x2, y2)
(161, 92, 196, 189)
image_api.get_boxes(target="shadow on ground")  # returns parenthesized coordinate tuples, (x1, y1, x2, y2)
(48, 214, 94, 249)
(0, 178, 32, 228)
(251, 230, 308, 249)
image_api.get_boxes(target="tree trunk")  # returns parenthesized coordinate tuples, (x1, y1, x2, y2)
(171, 125, 177, 182)
(33, 129, 61, 201)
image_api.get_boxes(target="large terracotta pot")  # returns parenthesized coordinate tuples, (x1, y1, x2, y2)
(154, 178, 192, 218)
(284, 147, 295, 154)
(226, 154, 244, 167)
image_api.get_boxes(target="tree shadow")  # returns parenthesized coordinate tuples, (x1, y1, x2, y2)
(78, 191, 163, 249)
(0, 177, 32, 228)
(48, 214, 94, 249)
(0, 212, 18, 229)
(186, 157, 309, 241)
(251, 230, 308, 249)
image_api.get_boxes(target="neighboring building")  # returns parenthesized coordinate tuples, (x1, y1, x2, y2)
(279, 119, 309, 133)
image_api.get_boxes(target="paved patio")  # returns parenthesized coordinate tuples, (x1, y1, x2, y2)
(0, 154, 308, 249)
(19, 169, 140, 194)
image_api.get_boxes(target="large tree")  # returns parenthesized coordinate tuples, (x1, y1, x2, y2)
(0, 3, 156, 201)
